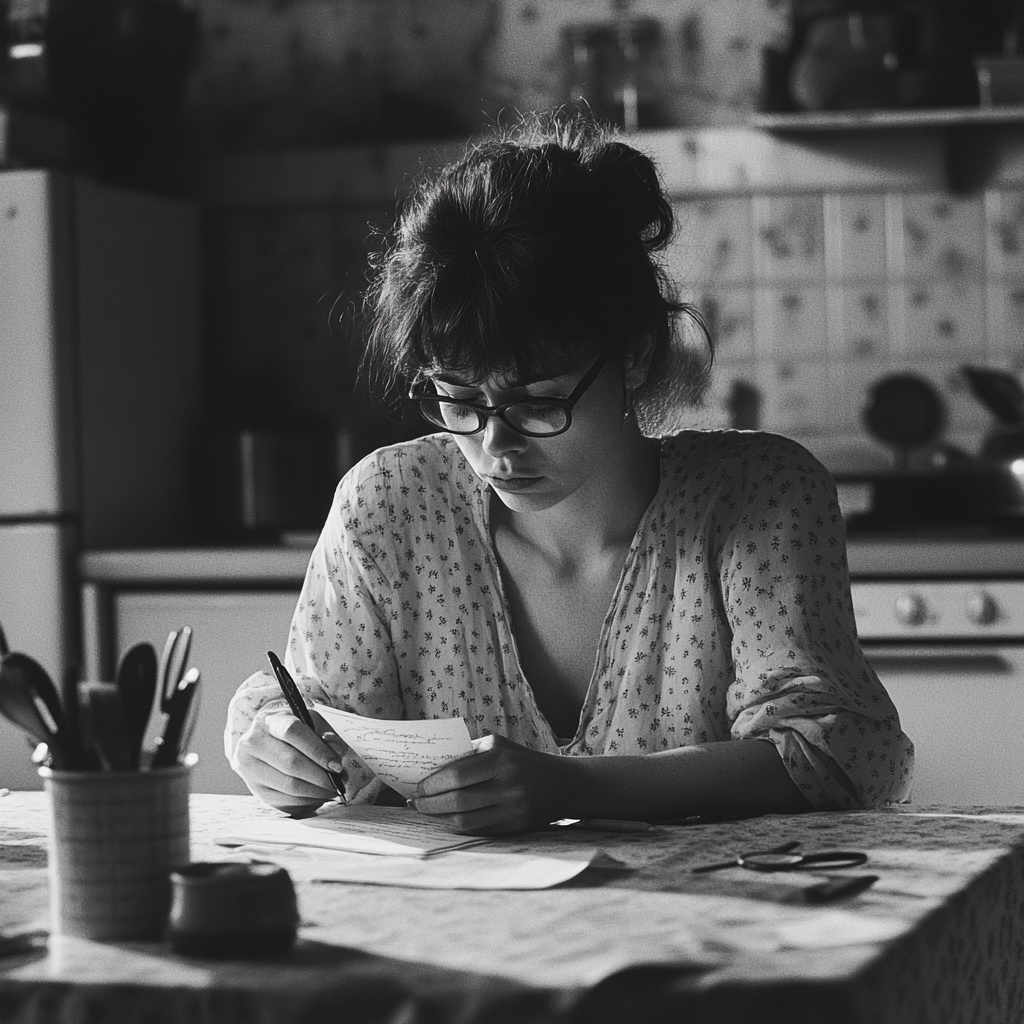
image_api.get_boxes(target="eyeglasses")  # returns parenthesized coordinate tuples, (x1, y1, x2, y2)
(409, 348, 611, 438)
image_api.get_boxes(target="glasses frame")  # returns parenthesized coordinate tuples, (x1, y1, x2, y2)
(409, 347, 611, 438)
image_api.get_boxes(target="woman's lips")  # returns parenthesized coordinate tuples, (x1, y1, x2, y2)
(486, 474, 543, 492)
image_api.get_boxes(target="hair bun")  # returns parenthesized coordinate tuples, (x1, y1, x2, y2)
(583, 141, 673, 251)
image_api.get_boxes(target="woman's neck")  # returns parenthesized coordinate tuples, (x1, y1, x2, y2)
(493, 429, 661, 563)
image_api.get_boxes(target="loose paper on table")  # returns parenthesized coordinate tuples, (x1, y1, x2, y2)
(314, 704, 473, 800)
(218, 841, 614, 890)
(216, 804, 488, 857)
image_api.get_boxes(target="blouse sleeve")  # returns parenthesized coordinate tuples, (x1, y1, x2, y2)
(224, 456, 405, 803)
(717, 435, 914, 809)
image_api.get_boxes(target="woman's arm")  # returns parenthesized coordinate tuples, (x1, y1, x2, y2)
(225, 456, 406, 812)
(411, 733, 809, 835)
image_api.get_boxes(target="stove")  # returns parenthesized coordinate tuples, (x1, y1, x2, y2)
(843, 529, 1024, 807)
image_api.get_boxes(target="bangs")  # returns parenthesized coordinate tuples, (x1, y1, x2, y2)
(407, 277, 591, 385)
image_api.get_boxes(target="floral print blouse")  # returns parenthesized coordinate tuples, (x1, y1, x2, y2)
(225, 430, 914, 810)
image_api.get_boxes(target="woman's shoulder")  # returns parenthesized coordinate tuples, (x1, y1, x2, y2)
(658, 430, 838, 524)
(333, 433, 480, 529)
(662, 429, 831, 479)
(342, 433, 473, 491)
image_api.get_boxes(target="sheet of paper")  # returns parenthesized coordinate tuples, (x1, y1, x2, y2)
(313, 705, 473, 798)
(222, 844, 613, 890)
(215, 804, 488, 857)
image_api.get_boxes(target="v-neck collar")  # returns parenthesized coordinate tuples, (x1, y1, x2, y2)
(464, 440, 668, 750)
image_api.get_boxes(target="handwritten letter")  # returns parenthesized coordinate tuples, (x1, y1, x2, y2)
(313, 705, 473, 798)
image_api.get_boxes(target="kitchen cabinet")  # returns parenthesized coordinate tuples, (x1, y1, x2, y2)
(78, 548, 308, 795)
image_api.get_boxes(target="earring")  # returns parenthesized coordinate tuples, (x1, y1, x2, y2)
(623, 387, 636, 421)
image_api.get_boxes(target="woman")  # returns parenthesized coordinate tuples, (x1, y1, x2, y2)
(225, 112, 913, 833)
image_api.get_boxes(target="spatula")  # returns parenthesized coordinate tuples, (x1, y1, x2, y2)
(0, 659, 68, 768)
(116, 643, 158, 769)
(1, 652, 68, 741)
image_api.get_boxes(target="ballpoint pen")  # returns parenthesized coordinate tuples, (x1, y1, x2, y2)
(266, 651, 347, 801)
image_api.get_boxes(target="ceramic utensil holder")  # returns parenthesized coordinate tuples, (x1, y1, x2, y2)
(43, 765, 190, 940)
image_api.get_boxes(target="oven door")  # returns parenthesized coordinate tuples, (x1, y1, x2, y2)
(864, 643, 1024, 806)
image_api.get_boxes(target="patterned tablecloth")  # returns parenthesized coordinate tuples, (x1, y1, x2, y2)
(1, 792, 1023, 1024)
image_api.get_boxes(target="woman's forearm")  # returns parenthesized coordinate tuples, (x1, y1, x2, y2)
(561, 738, 811, 821)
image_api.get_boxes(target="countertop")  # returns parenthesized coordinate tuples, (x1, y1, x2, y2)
(79, 535, 1024, 587)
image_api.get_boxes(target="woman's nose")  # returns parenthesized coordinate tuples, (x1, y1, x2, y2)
(480, 415, 527, 458)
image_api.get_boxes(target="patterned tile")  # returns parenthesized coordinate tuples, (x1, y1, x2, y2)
(893, 280, 986, 357)
(985, 189, 1024, 280)
(669, 196, 753, 285)
(893, 191, 985, 282)
(825, 193, 888, 281)
(752, 195, 827, 284)
(753, 285, 828, 357)
(828, 284, 890, 360)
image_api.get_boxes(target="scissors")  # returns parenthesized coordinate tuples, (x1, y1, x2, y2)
(692, 840, 868, 874)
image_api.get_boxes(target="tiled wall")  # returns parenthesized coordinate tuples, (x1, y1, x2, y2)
(665, 186, 1024, 471)
(200, 126, 1024, 475)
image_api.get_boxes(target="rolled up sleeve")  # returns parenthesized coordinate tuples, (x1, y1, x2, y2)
(720, 438, 914, 808)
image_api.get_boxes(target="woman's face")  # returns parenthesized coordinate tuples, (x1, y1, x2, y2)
(427, 349, 636, 514)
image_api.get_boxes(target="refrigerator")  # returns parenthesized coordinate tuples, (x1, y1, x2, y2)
(0, 169, 203, 790)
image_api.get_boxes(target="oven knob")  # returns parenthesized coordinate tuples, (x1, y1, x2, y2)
(965, 590, 998, 626)
(894, 592, 927, 626)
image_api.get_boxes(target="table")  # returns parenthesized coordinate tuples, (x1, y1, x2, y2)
(2, 793, 1023, 1024)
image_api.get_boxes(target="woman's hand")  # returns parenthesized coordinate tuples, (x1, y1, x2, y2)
(232, 708, 347, 816)
(409, 734, 571, 835)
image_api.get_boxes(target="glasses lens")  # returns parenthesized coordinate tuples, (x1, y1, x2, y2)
(504, 402, 569, 436)
(420, 399, 483, 434)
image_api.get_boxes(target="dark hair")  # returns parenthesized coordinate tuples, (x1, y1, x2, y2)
(361, 111, 712, 416)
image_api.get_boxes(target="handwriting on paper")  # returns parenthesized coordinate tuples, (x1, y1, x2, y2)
(313, 705, 473, 798)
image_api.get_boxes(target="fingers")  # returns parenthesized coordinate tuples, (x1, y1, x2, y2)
(417, 733, 498, 797)
(411, 782, 529, 836)
(267, 711, 346, 773)
(412, 777, 503, 817)
(233, 710, 348, 813)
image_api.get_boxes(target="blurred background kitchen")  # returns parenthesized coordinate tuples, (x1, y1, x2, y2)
(2, 0, 1024, 796)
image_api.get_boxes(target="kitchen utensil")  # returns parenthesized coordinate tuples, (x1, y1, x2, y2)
(1, 652, 67, 735)
(59, 662, 100, 771)
(0, 659, 68, 767)
(152, 667, 200, 768)
(178, 673, 201, 760)
(79, 681, 133, 772)
(962, 365, 1024, 425)
(159, 626, 192, 713)
(116, 642, 158, 769)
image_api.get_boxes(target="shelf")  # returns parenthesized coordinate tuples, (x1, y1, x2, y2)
(751, 105, 1024, 193)
(752, 105, 1024, 131)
